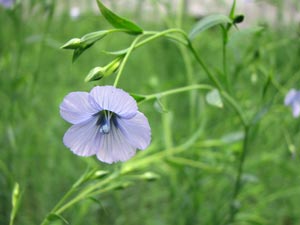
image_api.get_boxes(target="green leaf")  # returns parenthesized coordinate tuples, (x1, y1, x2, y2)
(189, 14, 232, 40)
(130, 93, 146, 103)
(96, 0, 143, 34)
(206, 89, 223, 108)
(229, 0, 236, 19)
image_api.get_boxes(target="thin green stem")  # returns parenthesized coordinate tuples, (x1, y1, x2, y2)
(138, 84, 213, 104)
(40, 171, 119, 225)
(55, 171, 119, 215)
(221, 27, 230, 92)
(187, 42, 248, 126)
(178, 44, 197, 131)
(136, 29, 188, 49)
(221, 91, 247, 127)
(187, 42, 223, 90)
(225, 125, 250, 225)
(113, 36, 143, 87)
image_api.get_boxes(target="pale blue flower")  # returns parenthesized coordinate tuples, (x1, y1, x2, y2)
(284, 89, 300, 118)
(0, 0, 13, 8)
(60, 86, 151, 164)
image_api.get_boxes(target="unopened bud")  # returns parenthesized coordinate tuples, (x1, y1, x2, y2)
(233, 14, 244, 24)
(84, 57, 123, 82)
(85, 67, 106, 82)
(61, 38, 81, 49)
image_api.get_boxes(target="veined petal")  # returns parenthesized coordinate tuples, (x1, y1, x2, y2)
(63, 116, 100, 156)
(96, 124, 136, 164)
(116, 112, 151, 150)
(90, 86, 138, 119)
(60, 92, 99, 124)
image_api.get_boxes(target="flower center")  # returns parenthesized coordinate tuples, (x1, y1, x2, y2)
(96, 110, 114, 134)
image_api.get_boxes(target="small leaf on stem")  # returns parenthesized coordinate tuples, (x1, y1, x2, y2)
(96, 0, 143, 34)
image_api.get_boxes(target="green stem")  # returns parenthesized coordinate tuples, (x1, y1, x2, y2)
(138, 84, 213, 104)
(178, 44, 197, 131)
(55, 171, 119, 215)
(187, 42, 223, 90)
(113, 36, 143, 87)
(221, 27, 230, 92)
(225, 125, 250, 225)
(137, 29, 188, 49)
(187, 42, 248, 126)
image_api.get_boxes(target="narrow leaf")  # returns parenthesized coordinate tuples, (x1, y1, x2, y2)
(229, 0, 236, 19)
(189, 14, 232, 39)
(96, 0, 143, 34)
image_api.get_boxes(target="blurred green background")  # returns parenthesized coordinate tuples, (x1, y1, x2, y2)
(1, 0, 300, 224)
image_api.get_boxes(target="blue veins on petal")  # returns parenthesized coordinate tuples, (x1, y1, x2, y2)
(60, 85, 151, 164)
(60, 92, 98, 124)
(90, 86, 138, 119)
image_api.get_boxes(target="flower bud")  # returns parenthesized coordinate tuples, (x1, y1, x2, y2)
(61, 38, 81, 49)
(84, 57, 123, 82)
(85, 67, 106, 82)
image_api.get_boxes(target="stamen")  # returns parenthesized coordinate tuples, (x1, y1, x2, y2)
(97, 110, 112, 134)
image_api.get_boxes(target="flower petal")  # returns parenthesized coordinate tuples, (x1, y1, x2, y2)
(292, 102, 300, 118)
(116, 112, 151, 150)
(60, 92, 99, 124)
(63, 116, 100, 156)
(96, 124, 136, 164)
(284, 89, 297, 106)
(90, 86, 137, 119)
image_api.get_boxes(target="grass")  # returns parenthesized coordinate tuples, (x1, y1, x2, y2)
(1, 1, 300, 225)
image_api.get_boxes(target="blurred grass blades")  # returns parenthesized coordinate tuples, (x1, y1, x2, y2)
(96, 0, 143, 34)
(46, 213, 69, 225)
(167, 156, 223, 173)
(9, 183, 21, 225)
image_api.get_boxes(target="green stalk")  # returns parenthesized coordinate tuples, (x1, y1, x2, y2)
(113, 35, 143, 87)
(224, 125, 250, 225)
(139, 84, 213, 104)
